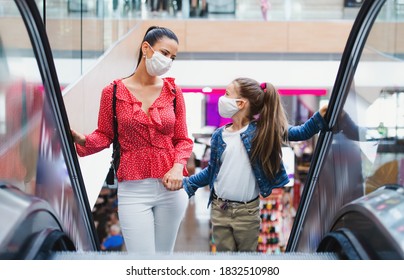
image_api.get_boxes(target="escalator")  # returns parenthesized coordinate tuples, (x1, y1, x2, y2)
(0, 0, 99, 258)
(287, 0, 404, 257)
(1, 0, 404, 260)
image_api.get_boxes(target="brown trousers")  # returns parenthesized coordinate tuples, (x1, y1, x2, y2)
(210, 197, 260, 252)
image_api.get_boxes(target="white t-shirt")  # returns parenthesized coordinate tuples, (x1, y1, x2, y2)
(214, 125, 259, 202)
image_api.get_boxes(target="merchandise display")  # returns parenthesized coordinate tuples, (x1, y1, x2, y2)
(258, 187, 296, 253)
(258, 189, 282, 253)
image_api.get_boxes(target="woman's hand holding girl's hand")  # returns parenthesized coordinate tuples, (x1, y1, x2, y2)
(163, 163, 184, 191)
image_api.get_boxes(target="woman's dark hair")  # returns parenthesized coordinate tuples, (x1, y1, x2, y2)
(233, 77, 288, 179)
(136, 26, 179, 67)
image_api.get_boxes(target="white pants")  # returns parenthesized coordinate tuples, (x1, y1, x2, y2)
(117, 179, 188, 253)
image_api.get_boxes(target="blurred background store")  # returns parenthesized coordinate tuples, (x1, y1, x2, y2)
(2, 0, 404, 255)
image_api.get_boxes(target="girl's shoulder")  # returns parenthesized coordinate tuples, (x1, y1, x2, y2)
(211, 125, 227, 138)
(248, 121, 257, 130)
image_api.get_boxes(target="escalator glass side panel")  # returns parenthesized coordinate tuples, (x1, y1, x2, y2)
(0, 1, 97, 253)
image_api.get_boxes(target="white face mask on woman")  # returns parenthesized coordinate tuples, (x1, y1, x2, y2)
(218, 96, 241, 118)
(145, 45, 173, 76)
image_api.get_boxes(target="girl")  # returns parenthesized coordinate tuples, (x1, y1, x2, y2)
(181, 77, 327, 252)
(71, 26, 193, 253)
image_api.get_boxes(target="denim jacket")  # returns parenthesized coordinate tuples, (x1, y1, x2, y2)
(183, 111, 328, 207)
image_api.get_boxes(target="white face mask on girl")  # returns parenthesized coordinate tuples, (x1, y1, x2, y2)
(145, 45, 173, 76)
(218, 96, 241, 118)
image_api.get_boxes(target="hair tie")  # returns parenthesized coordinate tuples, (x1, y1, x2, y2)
(260, 82, 267, 93)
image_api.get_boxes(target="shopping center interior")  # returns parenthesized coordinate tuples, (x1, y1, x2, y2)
(1, 0, 404, 258)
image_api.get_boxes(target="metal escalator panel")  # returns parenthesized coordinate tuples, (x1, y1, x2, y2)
(288, 0, 404, 256)
(0, 184, 75, 259)
(317, 228, 370, 260)
(0, 0, 99, 256)
(327, 185, 404, 259)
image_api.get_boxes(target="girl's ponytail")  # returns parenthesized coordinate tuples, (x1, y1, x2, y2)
(251, 83, 288, 179)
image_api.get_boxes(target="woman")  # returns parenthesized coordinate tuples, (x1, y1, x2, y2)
(71, 26, 194, 253)
(182, 77, 328, 252)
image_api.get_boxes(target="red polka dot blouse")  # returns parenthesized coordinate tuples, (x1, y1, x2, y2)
(76, 77, 194, 181)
